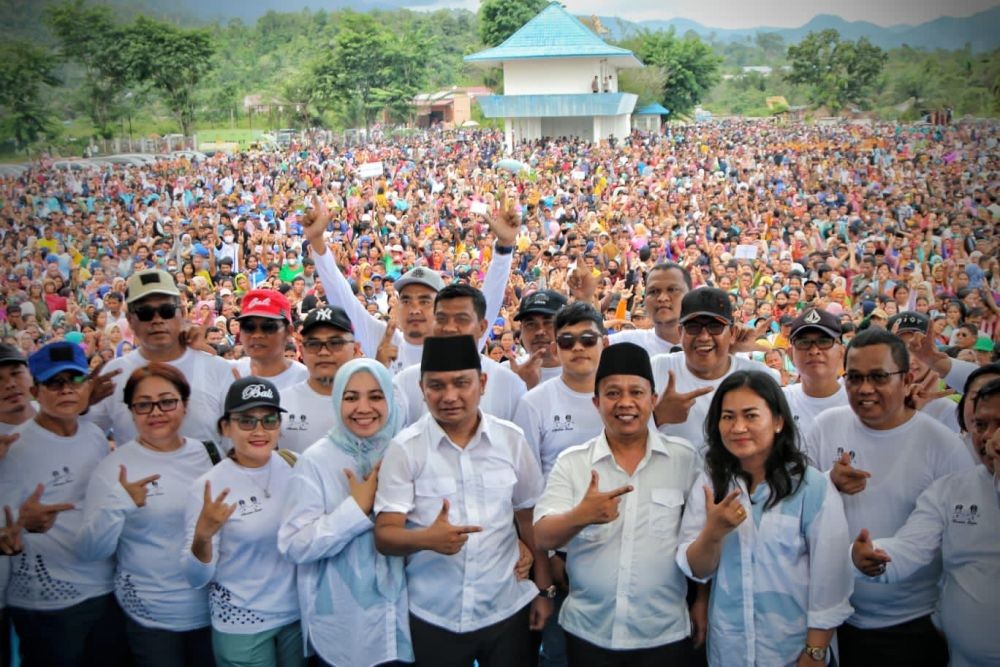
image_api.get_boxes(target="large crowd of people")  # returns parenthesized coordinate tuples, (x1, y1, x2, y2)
(0, 118, 998, 667)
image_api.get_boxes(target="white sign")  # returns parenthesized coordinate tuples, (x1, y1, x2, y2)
(470, 201, 489, 216)
(735, 244, 758, 261)
(571, 170, 586, 180)
(358, 161, 384, 179)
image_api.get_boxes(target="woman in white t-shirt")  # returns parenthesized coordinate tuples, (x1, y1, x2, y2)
(278, 357, 413, 667)
(77, 363, 220, 666)
(183, 377, 304, 667)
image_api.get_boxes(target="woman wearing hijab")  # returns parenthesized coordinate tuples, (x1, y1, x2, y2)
(182, 377, 304, 667)
(278, 358, 413, 667)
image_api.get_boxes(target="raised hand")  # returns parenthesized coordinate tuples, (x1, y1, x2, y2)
(0, 433, 18, 461)
(118, 465, 161, 508)
(703, 486, 746, 540)
(573, 471, 633, 526)
(731, 317, 772, 353)
(194, 481, 236, 542)
(831, 451, 871, 495)
(344, 461, 381, 516)
(489, 190, 519, 247)
(87, 362, 122, 406)
(653, 371, 713, 426)
(423, 499, 482, 555)
(376, 320, 398, 369)
(0, 505, 23, 555)
(19, 483, 75, 533)
(301, 195, 332, 248)
(508, 350, 544, 390)
(905, 371, 952, 411)
(851, 528, 891, 576)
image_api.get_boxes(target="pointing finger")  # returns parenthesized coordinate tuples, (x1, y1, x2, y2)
(606, 485, 633, 499)
(681, 386, 714, 401)
(720, 489, 742, 507)
(4, 506, 14, 528)
(136, 474, 161, 487)
(665, 371, 676, 395)
(456, 525, 483, 534)
(42, 503, 75, 514)
(119, 465, 129, 485)
(589, 470, 600, 490)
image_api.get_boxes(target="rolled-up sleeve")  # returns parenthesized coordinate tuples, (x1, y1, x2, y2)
(676, 471, 711, 583)
(533, 453, 576, 523)
(804, 475, 854, 628)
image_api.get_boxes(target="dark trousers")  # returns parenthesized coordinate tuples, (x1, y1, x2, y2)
(565, 632, 693, 667)
(124, 615, 215, 667)
(410, 604, 531, 667)
(838, 615, 948, 667)
(0, 608, 10, 667)
(8, 593, 131, 667)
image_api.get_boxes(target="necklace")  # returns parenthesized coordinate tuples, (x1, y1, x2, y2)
(237, 457, 273, 499)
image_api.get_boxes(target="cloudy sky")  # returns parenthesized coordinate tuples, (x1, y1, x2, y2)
(410, 0, 998, 28)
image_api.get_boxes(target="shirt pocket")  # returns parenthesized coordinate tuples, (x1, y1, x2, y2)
(414, 476, 457, 526)
(482, 468, 517, 522)
(760, 512, 803, 558)
(649, 488, 685, 538)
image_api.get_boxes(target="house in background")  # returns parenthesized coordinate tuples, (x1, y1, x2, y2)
(465, 2, 643, 150)
(633, 102, 670, 133)
(412, 86, 493, 128)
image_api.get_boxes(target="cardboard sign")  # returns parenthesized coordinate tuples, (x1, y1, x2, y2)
(358, 161, 384, 179)
(470, 201, 489, 216)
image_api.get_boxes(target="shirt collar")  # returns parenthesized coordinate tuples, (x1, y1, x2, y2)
(589, 428, 670, 467)
(427, 410, 492, 452)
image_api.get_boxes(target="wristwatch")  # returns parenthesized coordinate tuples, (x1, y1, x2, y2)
(537, 584, 557, 599)
(803, 645, 827, 662)
(494, 243, 515, 255)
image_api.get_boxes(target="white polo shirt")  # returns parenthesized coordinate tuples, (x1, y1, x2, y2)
(534, 430, 700, 650)
(375, 412, 544, 634)
(806, 407, 972, 629)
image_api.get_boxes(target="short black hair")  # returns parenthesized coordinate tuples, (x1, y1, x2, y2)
(648, 262, 692, 289)
(957, 362, 1000, 431)
(974, 377, 1000, 412)
(435, 283, 486, 320)
(554, 301, 604, 335)
(846, 328, 909, 373)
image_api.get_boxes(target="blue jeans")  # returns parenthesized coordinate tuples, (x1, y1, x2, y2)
(540, 591, 567, 667)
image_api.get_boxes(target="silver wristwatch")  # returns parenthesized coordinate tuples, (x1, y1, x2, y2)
(804, 645, 828, 662)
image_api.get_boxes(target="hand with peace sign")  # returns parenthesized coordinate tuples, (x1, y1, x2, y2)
(904, 370, 953, 411)
(119, 465, 161, 509)
(87, 361, 122, 406)
(489, 190, 520, 248)
(344, 461, 381, 516)
(653, 371, 714, 427)
(0, 505, 23, 556)
(731, 317, 772, 354)
(422, 499, 483, 555)
(376, 320, 398, 369)
(572, 471, 633, 527)
(508, 349, 544, 390)
(192, 481, 236, 563)
(19, 483, 75, 533)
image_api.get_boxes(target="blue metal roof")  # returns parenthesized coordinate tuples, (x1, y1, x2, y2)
(635, 103, 670, 115)
(477, 93, 638, 118)
(465, 3, 642, 67)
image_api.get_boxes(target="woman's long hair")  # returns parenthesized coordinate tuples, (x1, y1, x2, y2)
(703, 370, 806, 510)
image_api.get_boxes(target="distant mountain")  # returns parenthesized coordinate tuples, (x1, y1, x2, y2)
(600, 6, 1000, 53)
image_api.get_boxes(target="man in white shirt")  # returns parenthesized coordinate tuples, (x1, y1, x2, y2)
(510, 290, 567, 389)
(609, 263, 691, 357)
(87, 269, 235, 447)
(852, 378, 1000, 667)
(393, 284, 527, 427)
(651, 287, 776, 453)
(782, 308, 847, 446)
(805, 328, 971, 666)
(279, 306, 360, 453)
(375, 335, 553, 665)
(534, 342, 701, 665)
(891, 311, 961, 432)
(230, 289, 308, 389)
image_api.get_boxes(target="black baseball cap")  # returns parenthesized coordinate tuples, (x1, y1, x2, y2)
(0, 343, 27, 365)
(789, 308, 842, 340)
(223, 377, 286, 414)
(299, 306, 353, 335)
(679, 287, 733, 324)
(894, 311, 929, 334)
(514, 290, 568, 321)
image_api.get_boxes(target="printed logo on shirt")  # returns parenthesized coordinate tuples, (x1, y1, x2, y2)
(284, 413, 310, 431)
(146, 478, 164, 498)
(551, 414, 575, 433)
(835, 447, 857, 465)
(49, 466, 74, 487)
(951, 503, 979, 526)
(237, 496, 263, 516)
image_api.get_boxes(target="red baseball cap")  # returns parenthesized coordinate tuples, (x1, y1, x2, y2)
(239, 289, 291, 322)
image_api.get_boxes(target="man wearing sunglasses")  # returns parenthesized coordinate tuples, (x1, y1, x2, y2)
(651, 287, 775, 453)
(782, 308, 848, 448)
(230, 289, 308, 390)
(279, 306, 360, 453)
(86, 269, 236, 449)
(806, 328, 971, 666)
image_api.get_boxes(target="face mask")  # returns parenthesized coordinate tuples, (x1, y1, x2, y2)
(223, 234, 234, 243)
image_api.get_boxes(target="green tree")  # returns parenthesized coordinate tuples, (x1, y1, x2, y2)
(478, 0, 548, 47)
(121, 17, 216, 136)
(786, 29, 887, 110)
(45, 0, 132, 139)
(623, 29, 722, 117)
(0, 41, 59, 153)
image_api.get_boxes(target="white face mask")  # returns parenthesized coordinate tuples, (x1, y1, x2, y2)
(223, 234, 234, 243)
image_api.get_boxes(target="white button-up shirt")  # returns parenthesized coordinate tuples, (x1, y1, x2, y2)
(534, 430, 700, 650)
(868, 465, 1000, 667)
(375, 412, 543, 634)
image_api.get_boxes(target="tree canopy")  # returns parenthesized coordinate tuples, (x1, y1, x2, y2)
(0, 41, 59, 153)
(786, 29, 887, 111)
(622, 29, 722, 117)
(478, 0, 548, 48)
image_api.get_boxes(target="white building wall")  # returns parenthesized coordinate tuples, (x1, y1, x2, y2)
(503, 59, 618, 95)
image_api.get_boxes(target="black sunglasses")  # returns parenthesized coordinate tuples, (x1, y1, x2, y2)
(556, 332, 601, 350)
(240, 320, 282, 334)
(131, 303, 178, 322)
(682, 320, 728, 336)
(40, 373, 87, 391)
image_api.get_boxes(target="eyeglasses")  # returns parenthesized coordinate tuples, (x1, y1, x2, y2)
(843, 370, 907, 387)
(131, 303, 178, 322)
(231, 413, 281, 431)
(556, 332, 601, 350)
(131, 398, 181, 414)
(39, 373, 87, 391)
(240, 320, 282, 334)
(791, 336, 836, 351)
(682, 320, 728, 336)
(302, 338, 353, 353)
